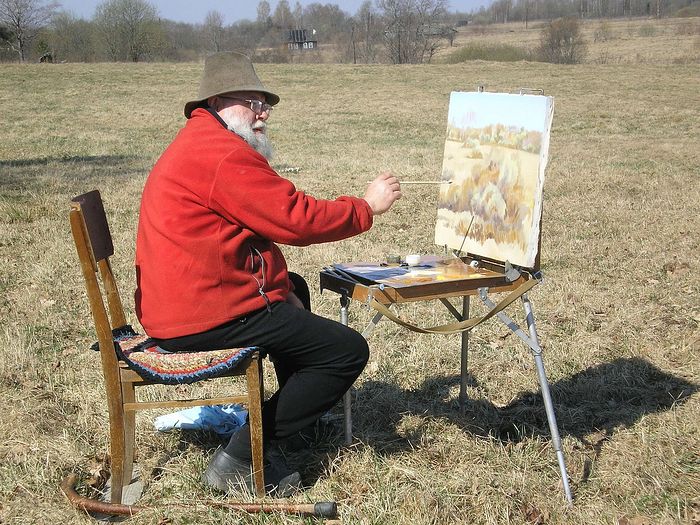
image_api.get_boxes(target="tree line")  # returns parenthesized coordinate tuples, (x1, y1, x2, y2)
(0, 0, 694, 64)
(473, 0, 696, 25)
(0, 0, 463, 63)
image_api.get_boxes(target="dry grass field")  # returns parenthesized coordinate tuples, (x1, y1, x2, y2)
(439, 16, 700, 64)
(1, 19, 699, 525)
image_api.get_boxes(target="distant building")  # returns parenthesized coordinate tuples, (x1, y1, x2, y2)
(287, 29, 318, 51)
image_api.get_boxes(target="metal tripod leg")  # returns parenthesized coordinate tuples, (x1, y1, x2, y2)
(339, 292, 384, 446)
(522, 294, 574, 504)
(339, 293, 353, 445)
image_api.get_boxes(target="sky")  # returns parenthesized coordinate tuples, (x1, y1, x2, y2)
(57, 0, 491, 26)
(448, 92, 553, 132)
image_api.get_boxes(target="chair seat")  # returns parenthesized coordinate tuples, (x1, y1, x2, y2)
(111, 326, 261, 385)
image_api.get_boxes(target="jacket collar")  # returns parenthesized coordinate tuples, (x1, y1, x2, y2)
(205, 107, 229, 130)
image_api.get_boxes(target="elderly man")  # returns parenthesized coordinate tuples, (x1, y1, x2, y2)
(134, 52, 401, 496)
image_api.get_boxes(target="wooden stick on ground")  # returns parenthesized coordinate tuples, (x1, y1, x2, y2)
(60, 473, 338, 518)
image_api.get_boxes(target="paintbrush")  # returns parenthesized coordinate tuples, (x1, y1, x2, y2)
(365, 180, 452, 184)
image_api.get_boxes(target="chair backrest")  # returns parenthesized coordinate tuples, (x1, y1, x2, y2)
(72, 190, 115, 263)
(70, 190, 126, 389)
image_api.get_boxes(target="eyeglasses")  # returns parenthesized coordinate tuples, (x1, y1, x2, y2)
(218, 96, 273, 115)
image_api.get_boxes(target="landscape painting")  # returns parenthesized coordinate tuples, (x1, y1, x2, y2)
(434, 91, 554, 268)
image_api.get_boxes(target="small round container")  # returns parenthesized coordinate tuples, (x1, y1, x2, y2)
(405, 254, 421, 266)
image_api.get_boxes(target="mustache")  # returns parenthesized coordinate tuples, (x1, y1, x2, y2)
(252, 121, 266, 131)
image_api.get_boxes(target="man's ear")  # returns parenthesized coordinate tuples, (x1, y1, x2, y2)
(207, 96, 220, 111)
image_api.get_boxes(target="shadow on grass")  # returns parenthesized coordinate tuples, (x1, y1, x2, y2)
(134, 357, 698, 491)
(0, 154, 144, 192)
(0, 154, 138, 168)
(352, 356, 698, 451)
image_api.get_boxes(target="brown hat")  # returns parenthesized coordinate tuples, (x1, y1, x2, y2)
(184, 51, 280, 118)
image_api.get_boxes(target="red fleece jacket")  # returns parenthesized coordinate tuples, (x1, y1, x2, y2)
(135, 108, 373, 339)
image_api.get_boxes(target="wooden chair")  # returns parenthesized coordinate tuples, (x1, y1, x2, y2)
(69, 190, 265, 503)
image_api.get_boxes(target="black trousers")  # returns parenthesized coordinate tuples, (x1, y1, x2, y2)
(155, 274, 369, 443)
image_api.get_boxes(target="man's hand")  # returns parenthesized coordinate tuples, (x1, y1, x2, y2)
(364, 172, 402, 216)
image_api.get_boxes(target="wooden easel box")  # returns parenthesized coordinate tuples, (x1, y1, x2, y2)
(321, 253, 534, 306)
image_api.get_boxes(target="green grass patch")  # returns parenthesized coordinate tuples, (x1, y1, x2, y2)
(638, 23, 658, 37)
(442, 43, 534, 63)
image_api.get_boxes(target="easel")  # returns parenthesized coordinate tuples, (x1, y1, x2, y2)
(320, 86, 572, 503)
(320, 253, 574, 503)
(320, 86, 571, 502)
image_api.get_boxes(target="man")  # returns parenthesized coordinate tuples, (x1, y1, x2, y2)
(135, 51, 401, 496)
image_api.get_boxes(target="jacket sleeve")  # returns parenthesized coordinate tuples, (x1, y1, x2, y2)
(207, 146, 374, 246)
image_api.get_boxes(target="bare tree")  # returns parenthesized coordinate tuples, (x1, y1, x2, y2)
(0, 0, 59, 62)
(538, 16, 586, 63)
(377, 0, 449, 64)
(352, 0, 382, 63)
(292, 1, 303, 28)
(256, 0, 271, 28)
(272, 0, 293, 29)
(491, 0, 513, 22)
(94, 0, 163, 62)
(160, 19, 204, 61)
(229, 18, 265, 56)
(301, 3, 352, 61)
(303, 2, 349, 35)
(49, 11, 96, 61)
(203, 9, 224, 52)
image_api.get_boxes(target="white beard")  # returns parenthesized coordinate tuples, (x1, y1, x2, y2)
(226, 115, 274, 160)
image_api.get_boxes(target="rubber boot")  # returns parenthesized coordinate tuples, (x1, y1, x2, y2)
(202, 446, 301, 497)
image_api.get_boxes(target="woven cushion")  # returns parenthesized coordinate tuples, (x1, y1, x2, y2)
(111, 326, 260, 385)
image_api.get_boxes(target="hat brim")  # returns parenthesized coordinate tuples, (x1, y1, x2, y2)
(184, 89, 280, 119)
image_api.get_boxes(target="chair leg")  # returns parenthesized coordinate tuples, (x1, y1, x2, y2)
(245, 355, 265, 497)
(121, 383, 137, 485)
(107, 403, 127, 504)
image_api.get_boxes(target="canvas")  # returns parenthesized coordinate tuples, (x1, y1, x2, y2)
(434, 91, 554, 268)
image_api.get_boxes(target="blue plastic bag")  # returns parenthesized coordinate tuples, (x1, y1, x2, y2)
(153, 404, 248, 436)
